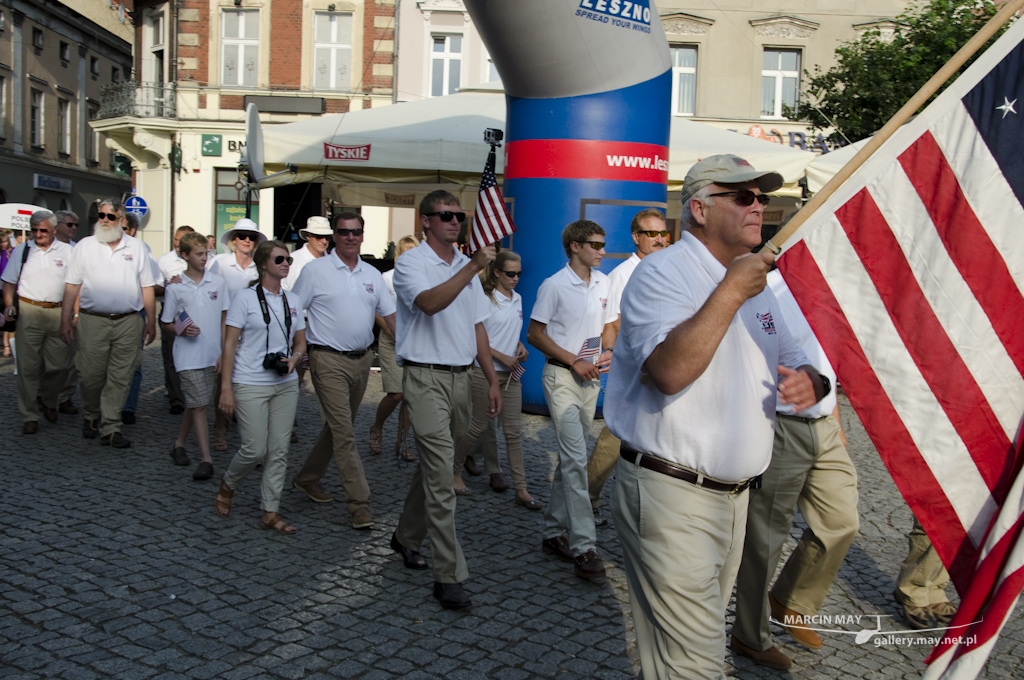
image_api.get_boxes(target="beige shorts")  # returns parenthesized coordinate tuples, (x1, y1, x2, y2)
(180, 367, 216, 408)
(378, 332, 404, 394)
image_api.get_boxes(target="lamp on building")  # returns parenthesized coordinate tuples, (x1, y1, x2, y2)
(233, 0, 242, 6)
(328, 4, 336, 11)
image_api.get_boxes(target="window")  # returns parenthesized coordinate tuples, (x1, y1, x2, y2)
(90, 57, 99, 77)
(761, 49, 800, 118)
(58, 99, 70, 155)
(313, 12, 353, 91)
(146, 12, 167, 85)
(60, 41, 70, 62)
(87, 105, 98, 161)
(487, 59, 500, 83)
(152, 13, 164, 47)
(222, 10, 259, 87)
(0, 11, 6, 32)
(670, 46, 697, 116)
(32, 28, 43, 50)
(112, 67, 120, 82)
(30, 90, 43, 147)
(430, 35, 461, 97)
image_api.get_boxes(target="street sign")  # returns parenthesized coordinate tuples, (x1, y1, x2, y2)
(125, 195, 148, 218)
(0, 203, 45, 232)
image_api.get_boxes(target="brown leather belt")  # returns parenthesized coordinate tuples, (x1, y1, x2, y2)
(546, 358, 573, 370)
(79, 309, 136, 321)
(18, 296, 61, 309)
(404, 360, 471, 373)
(620, 444, 758, 494)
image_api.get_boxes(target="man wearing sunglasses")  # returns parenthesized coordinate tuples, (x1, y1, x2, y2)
(60, 199, 158, 448)
(290, 212, 395, 531)
(2, 211, 74, 434)
(586, 208, 669, 527)
(391, 190, 500, 610)
(283, 216, 331, 292)
(605, 155, 829, 679)
(54, 210, 79, 246)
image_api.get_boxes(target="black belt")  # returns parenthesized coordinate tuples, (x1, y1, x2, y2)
(307, 343, 369, 358)
(546, 358, 573, 370)
(404, 361, 471, 373)
(777, 413, 827, 423)
(79, 309, 136, 320)
(620, 444, 759, 494)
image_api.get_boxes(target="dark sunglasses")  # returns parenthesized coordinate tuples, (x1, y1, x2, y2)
(423, 211, 466, 223)
(30, 227, 50, 233)
(579, 240, 606, 250)
(498, 269, 522, 278)
(61, 222, 78, 228)
(637, 229, 670, 238)
(97, 212, 119, 221)
(234, 232, 259, 241)
(306, 233, 329, 240)
(335, 228, 364, 237)
(708, 189, 771, 207)
(273, 255, 294, 265)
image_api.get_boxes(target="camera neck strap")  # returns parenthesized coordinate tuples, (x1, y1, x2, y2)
(255, 284, 291, 356)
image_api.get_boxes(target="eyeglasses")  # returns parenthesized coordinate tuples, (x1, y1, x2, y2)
(273, 255, 294, 265)
(708, 190, 771, 207)
(234, 232, 258, 241)
(579, 240, 606, 250)
(637, 229, 670, 238)
(61, 222, 78, 228)
(30, 227, 51, 233)
(335, 228, 365, 237)
(97, 212, 119, 221)
(423, 211, 466, 223)
(307, 233, 329, 240)
(498, 269, 522, 278)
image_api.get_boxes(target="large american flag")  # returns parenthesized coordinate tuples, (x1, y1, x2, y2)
(469, 147, 516, 253)
(777, 18, 1024, 679)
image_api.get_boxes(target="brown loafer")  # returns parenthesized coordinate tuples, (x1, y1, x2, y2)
(22, 421, 39, 435)
(42, 405, 58, 423)
(292, 479, 333, 503)
(573, 549, 606, 580)
(464, 456, 482, 476)
(770, 593, 823, 649)
(489, 473, 509, 492)
(101, 432, 132, 448)
(59, 400, 79, 415)
(730, 635, 792, 670)
(82, 419, 99, 439)
(541, 534, 574, 563)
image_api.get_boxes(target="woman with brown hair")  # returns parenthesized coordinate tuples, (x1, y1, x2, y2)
(215, 240, 307, 533)
(452, 250, 540, 509)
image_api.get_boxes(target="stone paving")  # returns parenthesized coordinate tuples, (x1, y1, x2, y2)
(1, 340, 1022, 679)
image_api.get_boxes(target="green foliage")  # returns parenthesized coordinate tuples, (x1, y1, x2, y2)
(801, 0, 1006, 143)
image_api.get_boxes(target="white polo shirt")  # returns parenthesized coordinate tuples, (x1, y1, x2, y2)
(606, 252, 640, 320)
(160, 271, 229, 371)
(157, 249, 187, 285)
(479, 289, 523, 373)
(282, 243, 321, 291)
(1, 240, 74, 303)
(382, 268, 397, 301)
(292, 251, 395, 351)
(225, 286, 305, 386)
(605, 232, 808, 482)
(531, 264, 613, 360)
(209, 252, 258, 300)
(394, 241, 490, 366)
(769, 270, 836, 419)
(66, 235, 157, 314)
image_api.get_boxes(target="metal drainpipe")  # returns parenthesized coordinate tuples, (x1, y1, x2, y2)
(392, 0, 399, 105)
(169, 1, 179, 242)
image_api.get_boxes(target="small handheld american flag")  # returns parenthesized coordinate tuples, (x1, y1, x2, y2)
(510, 362, 525, 381)
(576, 337, 601, 362)
(469, 146, 516, 253)
(173, 310, 194, 336)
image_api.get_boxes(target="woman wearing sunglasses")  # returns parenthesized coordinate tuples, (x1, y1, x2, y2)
(215, 240, 306, 534)
(451, 250, 541, 509)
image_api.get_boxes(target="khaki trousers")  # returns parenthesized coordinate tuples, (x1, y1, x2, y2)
(733, 413, 860, 650)
(15, 304, 71, 422)
(453, 368, 527, 489)
(294, 350, 374, 515)
(224, 381, 299, 513)
(160, 316, 184, 408)
(396, 365, 472, 584)
(895, 517, 951, 607)
(587, 425, 621, 508)
(542, 363, 600, 556)
(59, 336, 78, 405)
(76, 313, 143, 437)
(614, 456, 749, 679)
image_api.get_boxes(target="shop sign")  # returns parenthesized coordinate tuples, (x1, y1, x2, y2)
(202, 134, 223, 157)
(32, 173, 72, 193)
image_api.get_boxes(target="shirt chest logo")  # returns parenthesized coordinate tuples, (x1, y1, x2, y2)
(518, 309, 523, 320)
(54, 259, 65, 268)
(756, 311, 777, 335)
(363, 282, 375, 294)
(289, 306, 297, 319)
(600, 297, 608, 310)
(123, 253, 134, 262)
(208, 290, 218, 301)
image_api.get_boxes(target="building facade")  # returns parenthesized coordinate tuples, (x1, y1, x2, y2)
(93, 0, 397, 258)
(0, 0, 133, 231)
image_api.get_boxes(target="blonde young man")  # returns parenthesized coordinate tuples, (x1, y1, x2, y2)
(60, 200, 157, 448)
(156, 225, 197, 415)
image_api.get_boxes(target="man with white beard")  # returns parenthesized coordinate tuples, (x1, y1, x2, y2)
(60, 199, 157, 448)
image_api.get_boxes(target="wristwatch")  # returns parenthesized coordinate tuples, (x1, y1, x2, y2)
(817, 372, 832, 400)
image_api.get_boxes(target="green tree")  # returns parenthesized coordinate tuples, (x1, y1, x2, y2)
(799, 0, 1005, 144)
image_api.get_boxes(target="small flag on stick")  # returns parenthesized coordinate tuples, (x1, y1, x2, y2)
(173, 310, 194, 336)
(576, 337, 601, 362)
(469, 147, 516, 253)
(510, 362, 525, 382)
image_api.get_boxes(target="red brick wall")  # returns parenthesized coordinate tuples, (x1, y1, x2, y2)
(269, 1, 301, 88)
(362, 1, 395, 93)
(325, 98, 351, 114)
(220, 95, 244, 109)
(178, 0, 209, 85)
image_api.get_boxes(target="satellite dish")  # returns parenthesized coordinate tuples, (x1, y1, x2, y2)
(244, 103, 264, 183)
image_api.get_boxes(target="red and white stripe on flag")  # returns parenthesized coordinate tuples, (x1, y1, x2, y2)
(469, 148, 516, 253)
(777, 18, 1024, 679)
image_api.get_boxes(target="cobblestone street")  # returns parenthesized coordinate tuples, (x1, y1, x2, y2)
(1, 341, 1021, 679)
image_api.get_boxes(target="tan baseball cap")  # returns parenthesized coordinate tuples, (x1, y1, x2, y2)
(681, 154, 784, 204)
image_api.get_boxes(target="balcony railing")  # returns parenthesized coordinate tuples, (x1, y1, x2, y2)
(98, 81, 176, 119)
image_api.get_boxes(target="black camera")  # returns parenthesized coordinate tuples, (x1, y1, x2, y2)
(263, 352, 290, 376)
(484, 128, 504, 146)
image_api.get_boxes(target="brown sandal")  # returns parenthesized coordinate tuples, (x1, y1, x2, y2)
(369, 427, 383, 455)
(215, 479, 233, 516)
(260, 512, 296, 534)
(398, 437, 417, 462)
(213, 429, 228, 452)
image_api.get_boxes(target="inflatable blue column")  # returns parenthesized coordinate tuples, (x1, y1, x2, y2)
(464, 0, 672, 413)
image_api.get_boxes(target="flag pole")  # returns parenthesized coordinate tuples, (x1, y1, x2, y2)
(762, 0, 1024, 255)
